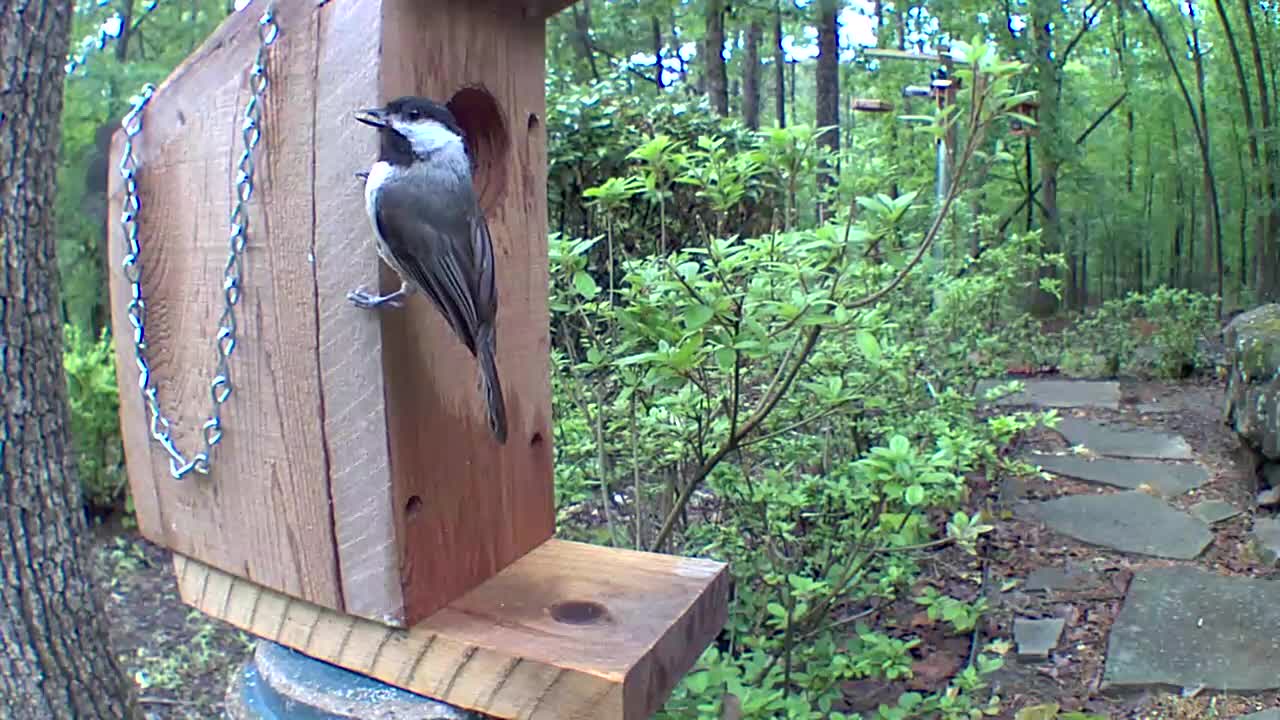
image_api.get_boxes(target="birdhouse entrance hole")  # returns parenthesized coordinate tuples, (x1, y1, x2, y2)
(447, 85, 509, 214)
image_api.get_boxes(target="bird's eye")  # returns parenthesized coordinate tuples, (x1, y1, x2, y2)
(407, 110, 421, 120)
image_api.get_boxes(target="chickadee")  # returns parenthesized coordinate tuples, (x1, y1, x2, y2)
(350, 96, 508, 444)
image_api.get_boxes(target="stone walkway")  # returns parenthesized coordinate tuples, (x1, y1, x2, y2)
(987, 377, 1280, 718)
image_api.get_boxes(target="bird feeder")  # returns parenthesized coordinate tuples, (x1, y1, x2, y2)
(852, 98, 893, 113)
(1010, 98, 1040, 136)
(105, 0, 727, 717)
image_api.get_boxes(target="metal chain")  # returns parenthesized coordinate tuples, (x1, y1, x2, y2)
(65, 0, 161, 77)
(117, 5, 279, 480)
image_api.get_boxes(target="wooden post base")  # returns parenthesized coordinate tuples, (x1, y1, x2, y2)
(175, 540, 729, 720)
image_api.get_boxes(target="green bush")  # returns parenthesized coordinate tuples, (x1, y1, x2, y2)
(548, 41, 1048, 718)
(63, 324, 126, 511)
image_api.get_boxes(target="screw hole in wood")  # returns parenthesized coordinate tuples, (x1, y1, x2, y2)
(446, 86, 509, 216)
(405, 495, 423, 519)
(550, 600, 608, 626)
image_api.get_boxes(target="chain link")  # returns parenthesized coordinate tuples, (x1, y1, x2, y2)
(117, 5, 279, 480)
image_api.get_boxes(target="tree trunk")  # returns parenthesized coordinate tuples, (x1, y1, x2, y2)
(1028, 0, 1061, 316)
(705, 0, 728, 115)
(652, 16, 664, 90)
(1213, 0, 1262, 287)
(773, 1, 785, 127)
(743, 19, 762, 129)
(815, 0, 840, 177)
(1186, 0, 1225, 303)
(0, 0, 138, 717)
(1241, 0, 1280, 298)
(571, 0, 599, 81)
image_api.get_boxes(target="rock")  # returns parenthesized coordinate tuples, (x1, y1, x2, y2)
(1053, 417, 1195, 460)
(1026, 453, 1209, 498)
(1016, 492, 1213, 560)
(1103, 566, 1280, 692)
(1260, 488, 1280, 508)
(1013, 617, 1065, 659)
(975, 379, 1121, 410)
(1239, 711, 1280, 720)
(1225, 304, 1280, 460)
(1252, 517, 1280, 566)
(1190, 500, 1241, 524)
(1024, 564, 1102, 592)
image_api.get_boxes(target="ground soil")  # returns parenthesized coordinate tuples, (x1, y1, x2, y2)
(92, 517, 252, 719)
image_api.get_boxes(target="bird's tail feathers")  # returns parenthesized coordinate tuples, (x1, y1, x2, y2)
(477, 323, 508, 444)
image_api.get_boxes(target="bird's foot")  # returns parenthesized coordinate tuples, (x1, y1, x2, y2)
(347, 285, 407, 309)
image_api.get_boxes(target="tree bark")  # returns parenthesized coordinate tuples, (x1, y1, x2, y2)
(1241, 0, 1279, 298)
(743, 19, 762, 129)
(571, 0, 599, 81)
(1028, 0, 1061, 316)
(815, 0, 840, 176)
(0, 0, 138, 717)
(1186, 0, 1225, 302)
(705, 0, 728, 115)
(652, 16, 664, 90)
(1213, 0, 1262, 279)
(774, 0, 785, 127)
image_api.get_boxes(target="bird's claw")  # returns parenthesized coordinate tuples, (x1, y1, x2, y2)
(347, 287, 404, 309)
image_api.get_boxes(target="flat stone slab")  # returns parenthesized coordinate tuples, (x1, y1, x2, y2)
(1016, 492, 1212, 559)
(1190, 500, 1242, 524)
(976, 378, 1121, 409)
(1054, 416, 1195, 460)
(1024, 564, 1103, 592)
(1014, 617, 1065, 658)
(1239, 711, 1280, 720)
(1103, 566, 1280, 692)
(1253, 517, 1280, 566)
(1027, 453, 1209, 498)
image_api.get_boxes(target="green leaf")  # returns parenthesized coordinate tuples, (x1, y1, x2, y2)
(855, 331, 882, 362)
(904, 485, 925, 506)
(683, 303, 715, 330)
(572, 271, 599, 298)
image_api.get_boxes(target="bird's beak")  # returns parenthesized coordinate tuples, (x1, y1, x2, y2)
(354, 107, 387, 128)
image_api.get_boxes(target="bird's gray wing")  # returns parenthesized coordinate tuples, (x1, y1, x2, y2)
(373, 181, 483, 356)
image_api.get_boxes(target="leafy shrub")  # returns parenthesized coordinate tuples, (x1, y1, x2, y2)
(549, 41, 1050, 718)
(63, 324, 126, 511)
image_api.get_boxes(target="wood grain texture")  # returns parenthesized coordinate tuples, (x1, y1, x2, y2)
(174, 539, 730, 720)
(377, 0, 556, 624)
(312, 0, 403, 625)
(106, 0, 342, 607)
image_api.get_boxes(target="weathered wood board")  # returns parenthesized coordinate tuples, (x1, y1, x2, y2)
(175, 539, 731, 720)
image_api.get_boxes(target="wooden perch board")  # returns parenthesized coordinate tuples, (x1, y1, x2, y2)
(175, 539, 730, 720)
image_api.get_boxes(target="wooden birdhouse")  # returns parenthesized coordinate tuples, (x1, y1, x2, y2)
(1011, 98, 1040, 136)
(106, 0, 727, 717)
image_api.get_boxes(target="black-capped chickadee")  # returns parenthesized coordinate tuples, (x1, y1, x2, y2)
(350, 96, 508, 445)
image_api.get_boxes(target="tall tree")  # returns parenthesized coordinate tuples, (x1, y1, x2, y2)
(0, 0, 138, 717)
(743, 17, 762, 129)
(705, 0, 728, 115)
(1027, 0, 1063, 315)
(774, 0, 786, 127)
(1240, 0, 1280, 298)
(815, 0, 840, 162)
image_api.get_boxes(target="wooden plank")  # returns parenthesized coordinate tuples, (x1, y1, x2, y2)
(516, 0, 582, 19)
(313, 0, 403, 624)
(376, 0, 556, 624)
(175, 539, 730, 720)
(106, 0, 341, 607)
